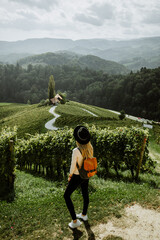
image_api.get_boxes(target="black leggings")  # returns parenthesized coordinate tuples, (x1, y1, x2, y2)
(64, 174, 89, 220)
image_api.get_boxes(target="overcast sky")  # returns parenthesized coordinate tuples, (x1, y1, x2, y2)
(0, 0, 160, 42)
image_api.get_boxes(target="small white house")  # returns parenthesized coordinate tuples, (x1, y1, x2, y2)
(50, 94, 62, 105)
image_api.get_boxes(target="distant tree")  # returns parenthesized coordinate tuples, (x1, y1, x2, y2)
(119, 110, 126, 120)
(0, 63, 160, 121)
(27, 64, 33, 72)
(48, 75, 55, 103)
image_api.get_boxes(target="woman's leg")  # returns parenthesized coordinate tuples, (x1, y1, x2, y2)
(64, 175, 81, 220)
(81, 179, 89, 215)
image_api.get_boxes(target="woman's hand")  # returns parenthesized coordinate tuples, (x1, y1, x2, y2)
(68, 174, 72, 182)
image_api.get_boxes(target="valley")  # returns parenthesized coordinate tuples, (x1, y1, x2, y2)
(0, 37, 160, 71)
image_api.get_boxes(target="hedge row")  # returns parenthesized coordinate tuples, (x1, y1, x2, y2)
(15, 128, 74, 179)
(15, 126, 154, 180)
(0, 125, 154, 202)
(0, 127, 17, 201)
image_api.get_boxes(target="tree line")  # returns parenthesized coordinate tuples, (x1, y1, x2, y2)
(0, 63, 160, 121)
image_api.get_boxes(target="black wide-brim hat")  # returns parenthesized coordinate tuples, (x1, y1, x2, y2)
(73, 125, 90, 145)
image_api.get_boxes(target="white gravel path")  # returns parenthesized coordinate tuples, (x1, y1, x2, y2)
(45, 106, 60, 130)
(45, 106, 98, 131)
(80, 108, 98, 117)
(108, 109, 152, 124)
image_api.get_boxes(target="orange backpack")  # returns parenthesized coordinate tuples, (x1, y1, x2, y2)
(76, 148, 97, 179)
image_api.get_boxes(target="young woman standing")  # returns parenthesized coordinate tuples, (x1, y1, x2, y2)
(64, 125, 93, 229)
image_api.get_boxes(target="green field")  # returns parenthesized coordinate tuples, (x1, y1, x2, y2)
(0, 169, 160, 240)
(0, 100, 159, 167)
(0, 103, 52, 138)
(0, 101, 160, 240)
(0, 101, 142, 138)
(54, 101, 142, 129)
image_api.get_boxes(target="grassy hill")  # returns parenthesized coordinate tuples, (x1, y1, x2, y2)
(18, 52, 129, 75)
(1, 100, 159, 170)
(0, 101, 159, 159)
(0, 101, 141, 138)
(54, 101, 141, 129)
(0, 101, 160, 239)
(0, 103, 52, 138)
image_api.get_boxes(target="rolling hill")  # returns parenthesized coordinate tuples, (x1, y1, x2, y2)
(1, 101, 160, 240)
(0, 36, 159, 70)
(0, 101, 141, 138)
(18, 52, 129, 75)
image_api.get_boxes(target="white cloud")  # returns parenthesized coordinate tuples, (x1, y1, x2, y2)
(74, 14, 103, 26)
(0, 0, 159, 41)
(89, 3, 114, 20)
(9, 0, 58, 11)
(143, 9, 160, 24)
(74, 2, 115, 26)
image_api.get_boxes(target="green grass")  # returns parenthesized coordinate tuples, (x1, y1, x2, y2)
(0, 103, 52, 138)
(55, 101, 142, 129)
(0, 101, 142, 138)
(0, 101, 160, 239)
(149, 130, 160, 155)
(0, 170, 159, 240)
(0, 103, 26, 119)
(0, 102, 14, 106)
(148, 129, 160, 173)
(55, 101, 119, 118)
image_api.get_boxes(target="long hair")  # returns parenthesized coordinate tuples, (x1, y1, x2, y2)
(76, 141, 93, 159)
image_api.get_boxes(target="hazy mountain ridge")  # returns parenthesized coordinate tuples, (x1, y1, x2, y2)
(0, 37, 159, 70)
(18, 52, 129, 75)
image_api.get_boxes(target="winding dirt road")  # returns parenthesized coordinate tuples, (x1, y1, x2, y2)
(45, 106, 60, 130)
(45, 106, 98, 130)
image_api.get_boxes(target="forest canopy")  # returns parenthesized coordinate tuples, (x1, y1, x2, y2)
(0, 63, 160, 121)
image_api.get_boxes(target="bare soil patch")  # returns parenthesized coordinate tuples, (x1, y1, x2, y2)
(93, 204, 160, 240)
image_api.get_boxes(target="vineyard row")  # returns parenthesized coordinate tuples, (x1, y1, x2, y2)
(0, 126, 155, 200)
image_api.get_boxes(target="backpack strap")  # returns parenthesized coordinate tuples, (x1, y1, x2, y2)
(77, 147, 82, 155)
(76, 147, 82, 169)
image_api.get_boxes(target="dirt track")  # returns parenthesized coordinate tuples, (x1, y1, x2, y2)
(93, 204, 160, 240)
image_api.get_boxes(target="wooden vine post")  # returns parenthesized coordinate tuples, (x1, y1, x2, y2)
(9, 140, 14, 160)
(9, 140, 15, 199)
(135, 137, 147, 180)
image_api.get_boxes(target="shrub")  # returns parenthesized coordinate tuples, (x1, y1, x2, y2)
(0, 127, 17, 201)
(38, 99, 50, 107)
(15, 126, 154, 180)
(119, 110, 126, 120)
